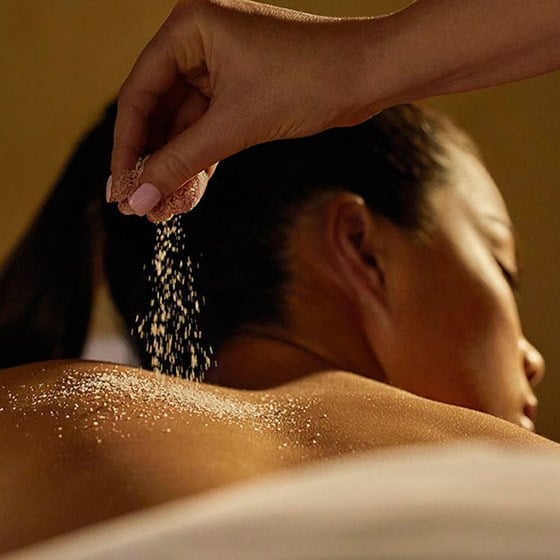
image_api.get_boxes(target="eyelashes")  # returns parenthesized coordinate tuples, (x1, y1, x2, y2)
(496, 260, 521, 292)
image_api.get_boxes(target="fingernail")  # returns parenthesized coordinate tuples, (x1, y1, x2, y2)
(105, 175, 112, 203)
(127, 183, 162, 216)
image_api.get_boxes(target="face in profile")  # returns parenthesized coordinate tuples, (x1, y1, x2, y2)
(188, 105, 544, 433)
(358, 143, 544, 431)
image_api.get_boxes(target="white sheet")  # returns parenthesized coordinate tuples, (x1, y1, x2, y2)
(5, 441, 560, 560)
(80, 334, 140, 366)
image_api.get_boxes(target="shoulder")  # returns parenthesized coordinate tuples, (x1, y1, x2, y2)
(0, 359, 258, 421)
(0, 359, 288, 457)
(0, 360, 282, 553)
(276, 369, 560, 454)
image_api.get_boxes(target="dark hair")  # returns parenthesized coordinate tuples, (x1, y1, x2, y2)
(0, 100, 475, 377)
(0, 101, 156, 368)
(185, 104, 475, 355)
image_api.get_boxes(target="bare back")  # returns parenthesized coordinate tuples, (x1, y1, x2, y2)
(1, 359, 558, 554)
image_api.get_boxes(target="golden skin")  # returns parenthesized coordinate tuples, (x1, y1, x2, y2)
(0, 143, 555, 552)
(0, 360, 557, 554)
(209, 143, 543, 431)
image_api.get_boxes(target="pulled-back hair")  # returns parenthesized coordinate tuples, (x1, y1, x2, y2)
(0, 100, 477, 377)
(0, 102, 155, 368)
(185, 104, 476, 356)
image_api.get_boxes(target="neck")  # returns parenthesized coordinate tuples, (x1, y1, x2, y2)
(204, 329, 346, 390)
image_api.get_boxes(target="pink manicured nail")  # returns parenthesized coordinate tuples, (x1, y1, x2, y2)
(127, 183, 162, 216)
(105, 175, 112, 203)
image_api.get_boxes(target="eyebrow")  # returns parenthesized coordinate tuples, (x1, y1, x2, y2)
(483, 214, 513, 231)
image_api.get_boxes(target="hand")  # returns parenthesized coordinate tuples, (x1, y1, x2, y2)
(108, 0, 382, 221)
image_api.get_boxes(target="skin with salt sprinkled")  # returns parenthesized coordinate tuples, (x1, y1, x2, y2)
(1, 362, 325, 453)
(114, 156, 149, 215)
(1, 360, 558, 554)
(5, 363, 316, 436)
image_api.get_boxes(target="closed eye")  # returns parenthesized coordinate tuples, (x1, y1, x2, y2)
(496, 260, 521, 292)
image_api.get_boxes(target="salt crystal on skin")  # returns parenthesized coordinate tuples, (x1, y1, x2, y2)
(0, 161, 325, 446)
(112, 156, 149, 202)
(9, 365, 315, 432)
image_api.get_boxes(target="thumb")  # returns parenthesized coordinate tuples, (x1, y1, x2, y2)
(127, 104, 242, 216)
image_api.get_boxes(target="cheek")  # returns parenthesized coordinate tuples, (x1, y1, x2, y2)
(452, 263, 523, 417)
(371, 240, 522, 415)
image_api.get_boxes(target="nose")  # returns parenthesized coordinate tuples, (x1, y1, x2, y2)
(520, 338, 545, 388)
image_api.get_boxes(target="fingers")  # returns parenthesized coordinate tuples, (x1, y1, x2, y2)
(110, 155, 149, 202)
(165, 87, 210, 143)
(109, 85, 209, 211)
(120, 100, 242, 218)
(109, 0, 222, 220)
(109, 103, 234, 220)
(147, 169, 211, 223)
(148, 80, 191, 153)
(143, 108, 229, 192)
(110, 2, 205, 179)
(111, 37, 176, 179)
(118, 200, 136, 215)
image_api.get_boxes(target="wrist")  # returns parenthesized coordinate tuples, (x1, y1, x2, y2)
(355, 11, 421, 115)
(319, 15, 401, 127)
(356, 7, 455, 114)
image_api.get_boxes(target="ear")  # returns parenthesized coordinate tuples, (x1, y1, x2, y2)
(323, 192, 388, 313)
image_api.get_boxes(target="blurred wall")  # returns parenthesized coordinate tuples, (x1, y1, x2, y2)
(1, 1, 559, 440)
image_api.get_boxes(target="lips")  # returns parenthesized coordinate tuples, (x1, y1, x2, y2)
(521, 399, 539, 432)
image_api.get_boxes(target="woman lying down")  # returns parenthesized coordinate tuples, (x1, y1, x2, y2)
(1, 104, 559, 554)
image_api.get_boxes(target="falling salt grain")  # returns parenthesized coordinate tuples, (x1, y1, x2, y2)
(135, 216, 215, 380)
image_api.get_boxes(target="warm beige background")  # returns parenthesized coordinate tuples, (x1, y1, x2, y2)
(1, 1, 559, 440)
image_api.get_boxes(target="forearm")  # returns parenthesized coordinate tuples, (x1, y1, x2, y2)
(365, 0, 560, 109)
